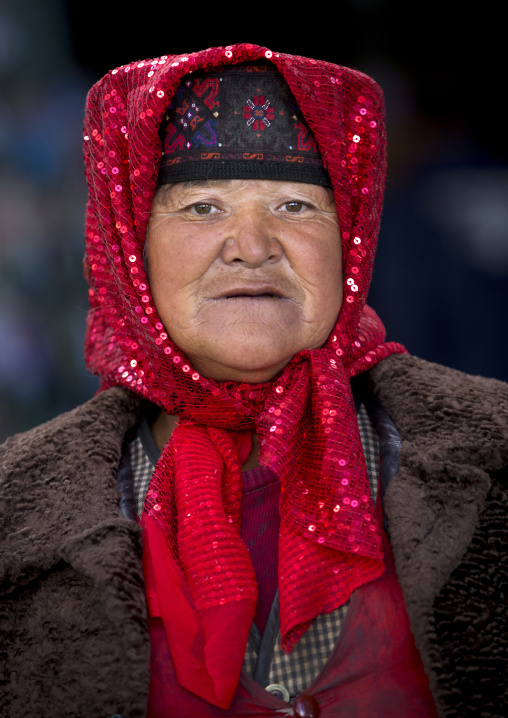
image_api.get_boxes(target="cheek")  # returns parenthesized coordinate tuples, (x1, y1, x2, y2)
(146, 227, 214, 310)
(298, 231, 343, 309)
(314, 261, 343, 327)
(303, 237, 343, 341)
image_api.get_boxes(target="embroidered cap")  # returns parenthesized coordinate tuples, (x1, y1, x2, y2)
(158, 61, 331, 187)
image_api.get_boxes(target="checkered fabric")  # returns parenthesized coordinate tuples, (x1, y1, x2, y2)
(244, 402, 379, 697)
(127, 430, 155, 518)
(128, 402, 379, 697)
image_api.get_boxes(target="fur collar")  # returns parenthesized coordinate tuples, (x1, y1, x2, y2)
(1, 356, 507, 716)
(370, 354, 508, 713)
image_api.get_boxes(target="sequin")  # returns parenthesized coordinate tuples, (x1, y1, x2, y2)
(82, 46, 404, 683)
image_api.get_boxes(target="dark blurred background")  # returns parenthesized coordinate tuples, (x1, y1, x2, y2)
(1, 0, 506, 440)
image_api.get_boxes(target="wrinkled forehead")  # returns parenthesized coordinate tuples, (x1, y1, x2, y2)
(150, 178, 338, 211)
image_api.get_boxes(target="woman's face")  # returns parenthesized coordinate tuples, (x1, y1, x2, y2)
(145, 179, 343, 383)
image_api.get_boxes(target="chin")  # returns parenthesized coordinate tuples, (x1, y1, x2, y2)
(191, 342, 296, 384)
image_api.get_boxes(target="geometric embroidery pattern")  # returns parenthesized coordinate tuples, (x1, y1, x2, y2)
(243, 95, 276, 131)
(159, 61, 327, 183)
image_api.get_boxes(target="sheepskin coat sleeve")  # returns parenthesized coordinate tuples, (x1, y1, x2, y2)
(0, 387, 149, 718)
(0, 356, 507, 718)
(370, 354, 508, 718)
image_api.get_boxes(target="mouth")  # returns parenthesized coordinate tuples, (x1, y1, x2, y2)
(215, 285, 288, 300)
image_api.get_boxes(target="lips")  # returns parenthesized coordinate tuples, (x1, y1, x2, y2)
(215, 284, 288, 299)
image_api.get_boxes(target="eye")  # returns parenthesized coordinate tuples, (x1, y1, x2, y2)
(193, 203, 214, 215)
(283, 201, 306, 213)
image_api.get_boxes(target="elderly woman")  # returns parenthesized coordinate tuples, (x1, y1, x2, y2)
(1, 44, 507, 718)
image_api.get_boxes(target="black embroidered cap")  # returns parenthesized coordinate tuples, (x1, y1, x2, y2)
(158, 61, 331, 187)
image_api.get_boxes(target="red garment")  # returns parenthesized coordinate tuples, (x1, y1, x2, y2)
(240, 466, 281, 634)
(83, 43, 406, 708)
(145, 495, 438, 717)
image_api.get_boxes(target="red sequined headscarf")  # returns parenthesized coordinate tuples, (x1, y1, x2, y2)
(83, 43, 406, 709)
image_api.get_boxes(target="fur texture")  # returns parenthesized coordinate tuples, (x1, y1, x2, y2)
(1, 356, 507, 717)
(0, 388, 148, 718)
(371, 354, 508, 717)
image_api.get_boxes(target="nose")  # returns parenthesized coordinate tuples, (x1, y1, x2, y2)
(220, 209, 283, 267)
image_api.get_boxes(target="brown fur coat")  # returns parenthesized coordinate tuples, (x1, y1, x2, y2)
(1, 354, 507, 717)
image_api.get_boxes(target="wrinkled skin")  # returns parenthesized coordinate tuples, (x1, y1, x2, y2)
(145, 179, 343, 385)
